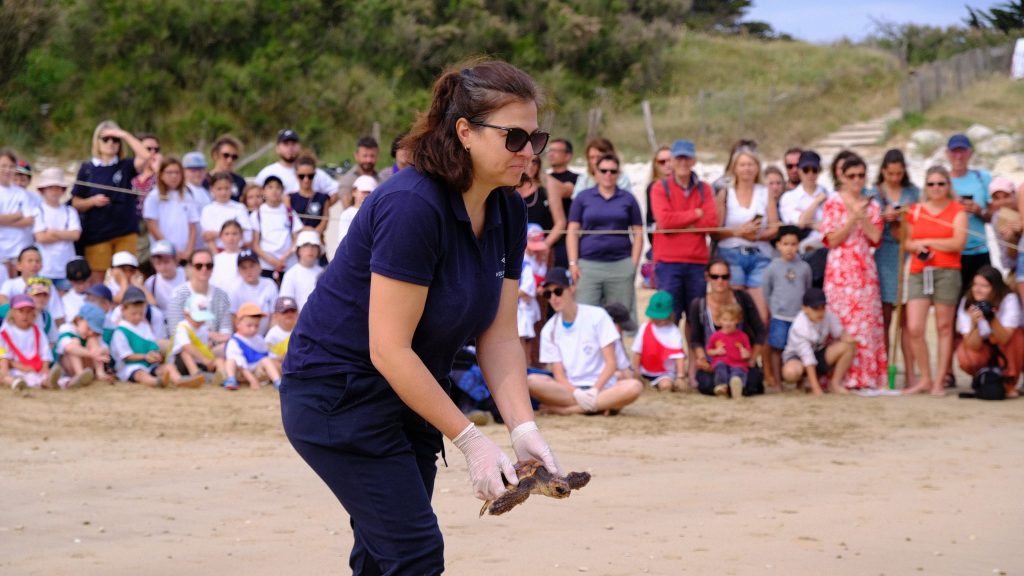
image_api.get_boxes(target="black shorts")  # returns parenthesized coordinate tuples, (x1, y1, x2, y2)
(175, 354, 212, 374)
(814, 348, 830, 376)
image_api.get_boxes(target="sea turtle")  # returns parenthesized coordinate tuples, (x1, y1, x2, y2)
(479, 459, 592, 517)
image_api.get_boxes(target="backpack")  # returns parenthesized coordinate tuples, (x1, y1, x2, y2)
(968, 343, 1006, 401)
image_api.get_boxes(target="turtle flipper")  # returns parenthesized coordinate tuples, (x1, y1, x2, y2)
(564, 471, 591, 490)
(486, 487, 532, 516)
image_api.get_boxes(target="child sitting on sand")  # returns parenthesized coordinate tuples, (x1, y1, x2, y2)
(112, 288, 203, 388)
(170, 293, 224, 385)
(781, 288, 857, 395)
(224, 302, 282, 390)
(2, 295, 55, 390)
(265, 296, 297, 371)
(55, 302, 111, 385)
(631, 291, 687, 392)
(706, 302, 750, 399)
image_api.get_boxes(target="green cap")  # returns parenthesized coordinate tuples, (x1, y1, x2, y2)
(645, 291, 673, 320)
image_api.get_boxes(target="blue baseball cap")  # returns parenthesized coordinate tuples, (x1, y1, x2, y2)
(182, 151, 207, 169)
(77, 303, 106, 334)
(85, 284, 113, 302)
(671, 139, 696, 159)
(543, 267, 573, 287)
(947, 134, 972, 150)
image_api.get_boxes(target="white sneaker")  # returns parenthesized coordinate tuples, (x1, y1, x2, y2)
(729, 376, 744, 399)
(11, 378, 27, 391)
(47, 365, 64, 389)
(67, 369, 95, 389)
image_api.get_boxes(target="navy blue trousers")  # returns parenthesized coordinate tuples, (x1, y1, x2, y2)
(281, 371, 445, 575)
(654, 261, 707, 323)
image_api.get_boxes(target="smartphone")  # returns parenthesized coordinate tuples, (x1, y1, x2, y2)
(959, 194, 974, 203)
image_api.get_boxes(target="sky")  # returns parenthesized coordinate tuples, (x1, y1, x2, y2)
(746, 1, 1000, 43)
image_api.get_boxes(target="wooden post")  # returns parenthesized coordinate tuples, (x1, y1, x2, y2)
(642, 100, 657, 153)
(372, 122, 381, 147)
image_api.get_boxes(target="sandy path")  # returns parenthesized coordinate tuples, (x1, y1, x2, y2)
(2, 384, 1022, 575)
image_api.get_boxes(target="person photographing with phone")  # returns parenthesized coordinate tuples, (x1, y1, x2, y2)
(946, 134, 993, 291)
(280, 60, 559, 574)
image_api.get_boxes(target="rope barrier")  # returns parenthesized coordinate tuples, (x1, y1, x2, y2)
(65, 179, 1023, 252)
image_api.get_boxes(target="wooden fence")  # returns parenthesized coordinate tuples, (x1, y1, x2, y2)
(900, 44, 1013, 115)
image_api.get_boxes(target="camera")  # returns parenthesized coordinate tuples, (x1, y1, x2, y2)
(916, 248, 933, 262)
(974, 300, 995, 321)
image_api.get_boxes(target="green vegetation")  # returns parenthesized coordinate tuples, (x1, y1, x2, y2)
(2, 0, 898, 168)
(888, 76, 1024, 138)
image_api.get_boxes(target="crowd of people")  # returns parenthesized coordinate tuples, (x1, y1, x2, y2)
(2, 122, 1022, 407)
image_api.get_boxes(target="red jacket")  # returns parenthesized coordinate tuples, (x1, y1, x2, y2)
(650, 174, 718, 264)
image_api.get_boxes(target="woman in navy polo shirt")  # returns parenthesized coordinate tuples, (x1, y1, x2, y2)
(281, 60, 560, 574)
(71, 120, 152, 284)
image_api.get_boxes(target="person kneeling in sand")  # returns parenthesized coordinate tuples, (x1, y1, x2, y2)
(526, 267, 643, 414)
(781, 288, 856, 395)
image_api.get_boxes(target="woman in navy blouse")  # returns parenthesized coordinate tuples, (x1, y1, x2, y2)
(281, 60, 560, 574)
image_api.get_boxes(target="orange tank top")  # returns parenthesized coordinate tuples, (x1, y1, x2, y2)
(906, 201, 964, 274)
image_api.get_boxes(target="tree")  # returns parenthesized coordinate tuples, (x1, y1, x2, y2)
(966, 1, 1024, 33)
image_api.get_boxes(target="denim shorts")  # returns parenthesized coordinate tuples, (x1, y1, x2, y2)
(717, 245, 771, 288)
(768, 318, 792, 350)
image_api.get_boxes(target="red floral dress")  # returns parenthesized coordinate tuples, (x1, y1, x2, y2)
(820, 197, 886, 389)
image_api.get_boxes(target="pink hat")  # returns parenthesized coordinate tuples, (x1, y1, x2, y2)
(989, 176, 1015, 196)
(526, 223, 547, 252)
(10, 294, 35, 309)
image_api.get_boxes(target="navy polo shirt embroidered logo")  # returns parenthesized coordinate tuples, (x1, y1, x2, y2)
(112, 170, 123, 185)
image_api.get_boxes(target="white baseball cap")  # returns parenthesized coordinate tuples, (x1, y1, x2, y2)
(185, 293, 215, 322)
(150, 240, 176, 258)
(296, 230, 322, 248)
(111, 251, 139, 268)
(353, 175, 378, 192)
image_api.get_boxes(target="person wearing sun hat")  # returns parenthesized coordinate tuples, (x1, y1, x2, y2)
(986, 176, 1021, 274)
(1, 294, 53, 390)
(630, 291, 687, 391)
(31, 167, 82, 292)
(525, 267, 644, 414)
(169, 292, 225, 385)
(278, 230, 323, 311)
(223, 301, 282, 390)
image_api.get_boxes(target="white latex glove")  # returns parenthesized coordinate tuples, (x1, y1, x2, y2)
(510, 421, 560, 475)
(452, 423, 518, 500)
(572, 387, 599, 413)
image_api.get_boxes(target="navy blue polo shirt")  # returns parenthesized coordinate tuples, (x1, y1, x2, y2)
(568, 186, 643, 261)
(202, 172, 247, 202)
(288, 191, 330, 228)
(284, 167, 527, 381)
(71, 158, 140, 245)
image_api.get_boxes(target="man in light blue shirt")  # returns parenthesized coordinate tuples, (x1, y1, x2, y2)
(946, 133, 992, 293)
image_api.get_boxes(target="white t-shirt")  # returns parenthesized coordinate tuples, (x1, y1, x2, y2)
(255, 162, 339, 196)
(539, 304, 621, 388)
(225, 332, 269, 370)
(19, 189, 41, 255)
(210, 251, 240, 293)
(55, 322, 84, 356)
(264, 324, 291, 360)
(250, 203, 300, 270)
(279, 263, 322, 311)
(631, 321, 685, 376)
(956, 294, 1022, 338)
(0, 321, 53, 365)
(62, 290, 86, 323)
(31, 202, 81, 279)
(0, 185, 35, 261)
(143, 190, 200, 255)
(517, 260, 539, 339)
(338, 206, 359, 245)
(0, 277, 65, 321)
(110, 320, 159, 381)
(186, 183, 212, 249)
(109, 304, 168, 340)
(144, 268, 187, 314)
(779, 185, 833, 251)
(229, 278, 278, 335)
(200, 201, 253, 248)
(171, 320, 210, 356)
(718, 184, 772, 253)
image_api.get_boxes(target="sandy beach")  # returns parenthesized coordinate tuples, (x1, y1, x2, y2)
(2, 378, 1022, 576)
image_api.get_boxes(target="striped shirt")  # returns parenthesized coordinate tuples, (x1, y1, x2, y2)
(165, 283, 233, 335)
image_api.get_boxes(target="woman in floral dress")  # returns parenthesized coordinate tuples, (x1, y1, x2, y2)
(820, 155, 886, 391)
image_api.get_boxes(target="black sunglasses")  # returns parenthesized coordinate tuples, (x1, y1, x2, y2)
(845, 172, 866, 179)
(926, 181, 948, 187)
(191, 262, 214, 270)
(221, 152, 239, 160)
(541, 287, 566, 298)
(470, 121, 549, 154)
(708, 273, 731, 280)
(297, 173, 315, 181)
(100, 136, 121, 144)
(785, 163, 798, 169)
(656, 158, 671, 165)
(598, 168, 619, 175)
(146, 146, 161, 153)
(801, 166, 819, 174)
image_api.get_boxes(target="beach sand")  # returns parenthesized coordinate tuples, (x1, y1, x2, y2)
(2, 380, 1022, 576)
